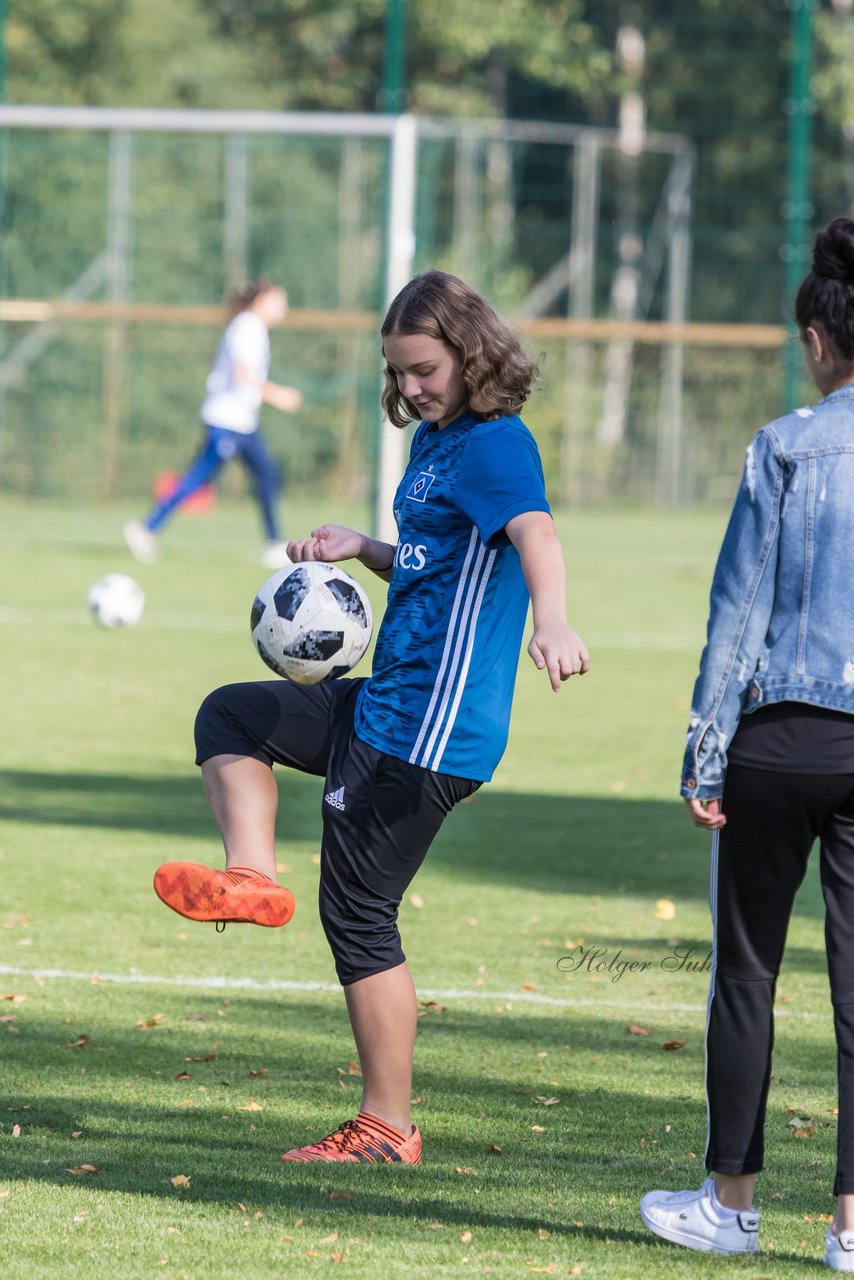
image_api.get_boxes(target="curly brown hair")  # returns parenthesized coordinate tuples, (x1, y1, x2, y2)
(380, 270, 539, 428)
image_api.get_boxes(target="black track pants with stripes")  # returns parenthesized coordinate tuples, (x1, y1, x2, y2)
(705, 764, 854, 1194)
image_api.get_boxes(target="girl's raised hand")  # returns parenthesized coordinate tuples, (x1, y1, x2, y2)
(286, 524, 364, 564)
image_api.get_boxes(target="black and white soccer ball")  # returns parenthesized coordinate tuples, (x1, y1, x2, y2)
(250, 562, 373, 685)
(87, 573, 145, 629)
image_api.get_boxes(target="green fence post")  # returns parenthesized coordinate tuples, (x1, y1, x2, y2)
(783, 0, 814, 413)
(382, 0, 407, 115)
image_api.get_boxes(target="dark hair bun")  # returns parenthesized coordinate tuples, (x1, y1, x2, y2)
(812, 218, 854, 285)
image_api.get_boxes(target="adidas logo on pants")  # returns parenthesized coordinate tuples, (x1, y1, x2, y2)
(325, 785, 346, 811)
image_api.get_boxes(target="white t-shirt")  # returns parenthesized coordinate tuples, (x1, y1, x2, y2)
(199, 310, 270, 434)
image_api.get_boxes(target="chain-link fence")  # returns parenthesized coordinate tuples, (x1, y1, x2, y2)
(0, 102, 816, 516)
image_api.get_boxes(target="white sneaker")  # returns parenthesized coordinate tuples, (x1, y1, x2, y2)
(260, 540, 292, 570)
(640, 1178, 760, 1253)
(826, 1228, 854, 1271)
(123, 520, 158, 564)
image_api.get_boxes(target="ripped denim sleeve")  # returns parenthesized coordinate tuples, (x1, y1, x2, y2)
(681, 430, 784, 799)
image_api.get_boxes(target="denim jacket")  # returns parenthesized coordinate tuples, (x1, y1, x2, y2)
(682, 385, 854, 799)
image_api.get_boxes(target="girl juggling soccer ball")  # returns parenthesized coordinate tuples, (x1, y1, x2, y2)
(154, 270, 589, 1165)
(640, 219, 854, 1271)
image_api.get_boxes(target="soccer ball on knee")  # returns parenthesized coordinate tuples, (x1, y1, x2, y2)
(250, 562, 373, 685)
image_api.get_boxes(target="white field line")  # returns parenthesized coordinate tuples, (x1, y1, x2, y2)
(0, 606, 699, 650)
(0, 963, 826, 1020)
(0, 605, 238, 633)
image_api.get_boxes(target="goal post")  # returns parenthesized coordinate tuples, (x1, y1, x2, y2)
(0, 103, 739, 511)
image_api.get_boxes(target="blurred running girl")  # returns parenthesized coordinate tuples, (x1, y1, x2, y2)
(123, 279, 302, 568)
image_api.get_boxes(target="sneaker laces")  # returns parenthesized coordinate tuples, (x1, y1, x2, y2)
(309, 1119, 364, 1155)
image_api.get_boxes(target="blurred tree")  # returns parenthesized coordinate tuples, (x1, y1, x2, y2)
(6, 0, 278, 107)
(7, 0, 615, 116)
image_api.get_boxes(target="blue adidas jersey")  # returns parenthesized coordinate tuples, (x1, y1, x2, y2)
(354, 411, 551, 782)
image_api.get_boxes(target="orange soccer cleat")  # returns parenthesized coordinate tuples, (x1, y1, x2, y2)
(280, 1112, 422, 1164)
(153, 862, 295, 928)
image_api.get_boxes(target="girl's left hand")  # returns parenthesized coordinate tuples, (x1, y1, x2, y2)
(528, 622, 590, 692)
(684, 797, 727, 830)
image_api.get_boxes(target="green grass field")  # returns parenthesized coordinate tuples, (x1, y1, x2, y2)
(0, 496, 840, 1278)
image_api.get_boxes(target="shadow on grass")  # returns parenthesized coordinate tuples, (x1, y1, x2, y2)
(0, 994, 841, 1244)
(0, 767, 829, 919)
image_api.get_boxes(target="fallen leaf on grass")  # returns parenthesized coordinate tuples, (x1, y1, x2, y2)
(71, 1131, 83, 1140)
(1, 995, 29, 1003)
(417, 1000, 445, 1017)
(627, 1023, 649, 1036)
(66, 1035, 91, 1050)
(486, 1143, 502, 1156)
(320, 1232, 338, 1244)
(426, 1222, 444, 1230)
(409, 893, 424, 909)
(336, 1061, 361, 1078)
(67, 1165, 98, 1176)
(537, 1228, 551, 1240)
(791, 1126, 813, 1140)
(170, 1175, 191, 1189)
(455, 1166, 476, 1175)
(655, 898, 676, 920)
(329, 1190, 353, 1201)
(533, 1096, 559, 1106)
(11, 1125, 21, 1138)
(460, 1231, 473, 1243)
(662, 1040, 686, 1052)
(521, 982, 538, 992)
(178, 1100, 195, 1109)
(528, 1266, 558, 1275)
(174, 1072, 192, 1081)
(237, 1101, 264, 1112)
(0, 1190, 11, 1199)
(136, 1014, 164, 1030)
(0, 1016, 16, 1024)
(185, 1054, 217, 1063)
(531, 1125, 545, 1133)
(73, 1211, 87, 1223)
(249, 1068, 268, 1078)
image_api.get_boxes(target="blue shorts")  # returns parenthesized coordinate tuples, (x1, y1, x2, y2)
(194, 678, 479, 984)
